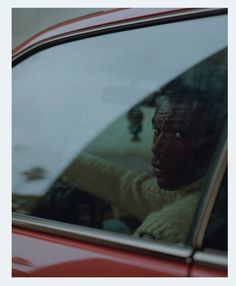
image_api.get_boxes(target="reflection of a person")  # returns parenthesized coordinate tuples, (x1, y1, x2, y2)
(64, 94, 223, 243)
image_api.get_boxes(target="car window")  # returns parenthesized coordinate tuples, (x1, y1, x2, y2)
(13, 15, 227, 246)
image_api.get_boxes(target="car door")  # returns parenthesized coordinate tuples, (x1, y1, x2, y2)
(12, 8, 227, 277)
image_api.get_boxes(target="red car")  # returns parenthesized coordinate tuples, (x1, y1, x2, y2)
(12, 8, 227, 277)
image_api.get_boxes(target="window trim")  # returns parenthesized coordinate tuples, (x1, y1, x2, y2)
(192, 249, 227, 270)
(12, 8, 227, 66)
(12, 212, 193, 263)
(191, 141, 227, 250)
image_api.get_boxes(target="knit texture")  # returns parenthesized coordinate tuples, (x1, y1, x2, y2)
(65, 152, 203, 242)
(134, 191, 200, 243)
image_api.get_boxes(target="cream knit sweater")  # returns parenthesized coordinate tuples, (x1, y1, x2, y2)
(65, 152, 203, 243)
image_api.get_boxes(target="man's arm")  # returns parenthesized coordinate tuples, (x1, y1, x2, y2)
(63, 152, 190, 220)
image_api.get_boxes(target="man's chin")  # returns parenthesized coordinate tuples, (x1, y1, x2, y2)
(157, 177, 182, 191)
(154, 167, 182, 190)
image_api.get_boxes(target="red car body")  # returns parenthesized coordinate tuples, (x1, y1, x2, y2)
(12, 8, 227, 277)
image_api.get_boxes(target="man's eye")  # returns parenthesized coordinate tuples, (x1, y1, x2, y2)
(153, 128, 161, 136)
(175, 131, 182, 138)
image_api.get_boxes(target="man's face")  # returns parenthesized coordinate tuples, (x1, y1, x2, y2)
(151, 98, 216, 190)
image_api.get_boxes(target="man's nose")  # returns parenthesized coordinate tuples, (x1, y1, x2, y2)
(152, 133, 171, 154)
(152, 132, 163, 153)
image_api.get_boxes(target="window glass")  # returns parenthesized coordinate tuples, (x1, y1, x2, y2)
(13, 16, 227, 245)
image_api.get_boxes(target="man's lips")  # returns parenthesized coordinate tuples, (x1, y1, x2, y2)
(152, 163, 168, 172)
(153, 166, 168, 177)
(152, 165, 176, 175)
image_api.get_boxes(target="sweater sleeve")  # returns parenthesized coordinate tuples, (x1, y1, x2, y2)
(64, 152, 186, 220)
(134, 191, 201, 243)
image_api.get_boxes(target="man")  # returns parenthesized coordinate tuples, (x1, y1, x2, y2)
(151, 95, 220, 190)
(64, 93, 224, 243)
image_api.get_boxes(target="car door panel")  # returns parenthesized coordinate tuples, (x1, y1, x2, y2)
(12, 226, 190, 277)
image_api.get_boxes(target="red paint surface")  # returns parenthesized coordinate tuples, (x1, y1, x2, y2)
(190, 265, 227, 277)
(13, 8, 194, 56)
(12, 226, 189, 277)
(12, 8, 125, 55)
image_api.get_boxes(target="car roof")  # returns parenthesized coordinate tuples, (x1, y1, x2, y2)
(13, 8, 208, 57)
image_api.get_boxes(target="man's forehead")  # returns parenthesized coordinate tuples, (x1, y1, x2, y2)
(153, 98, 201, 125)
(156, 96, 200, 114)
